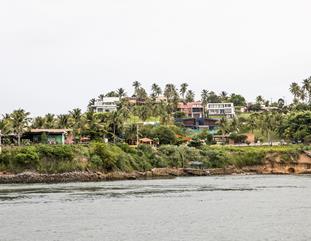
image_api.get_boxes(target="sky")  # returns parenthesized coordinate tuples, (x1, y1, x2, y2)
(1, 0, 311, 116)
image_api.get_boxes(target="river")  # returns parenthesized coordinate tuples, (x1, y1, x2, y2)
(0, 175, 311, 241)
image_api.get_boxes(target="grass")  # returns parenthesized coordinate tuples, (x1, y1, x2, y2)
(0, 143, 307, 174)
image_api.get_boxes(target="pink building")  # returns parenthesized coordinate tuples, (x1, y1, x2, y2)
(177, 101, 204, 118)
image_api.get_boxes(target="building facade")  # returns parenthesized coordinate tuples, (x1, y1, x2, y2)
(177, 101, 204, 118)
(206, 103, 235, 118)
(93, 97, 120, 113)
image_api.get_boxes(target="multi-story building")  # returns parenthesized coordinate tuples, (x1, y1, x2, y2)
(206, 103, 235, 118)
(177, 101, 204, 118)
(93, 97, 120, 113)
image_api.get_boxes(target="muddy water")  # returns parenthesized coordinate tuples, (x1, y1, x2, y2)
(1, 175, 311, 241)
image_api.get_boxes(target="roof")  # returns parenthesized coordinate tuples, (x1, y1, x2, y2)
(30, 129, 72, 134)
(178, 101, 203, 109)
(139, 137, 154, 142)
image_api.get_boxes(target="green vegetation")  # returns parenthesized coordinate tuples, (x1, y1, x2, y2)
(0, 144, 307, 174)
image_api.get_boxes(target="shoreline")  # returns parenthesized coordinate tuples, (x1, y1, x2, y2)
(1, 167, 310, 184)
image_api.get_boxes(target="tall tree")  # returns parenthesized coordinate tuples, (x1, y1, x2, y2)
(201, 89, 209, 117)
(180, 83, 188, 100)
(151, 83, 162, 98)
(132, 81, 141, 96)
(10, 109, 30, 146)
(290, 82, 301, 102)
(220, 91, 228, 102)
(32, 116, 46, 129)
(185, 90, 195, 103)
(116, 88, 126, 99)
(57, 114, 70, 129)
(44, 114, 55, 129)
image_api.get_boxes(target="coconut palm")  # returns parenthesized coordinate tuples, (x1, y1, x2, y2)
(256, 95, 264, 105)
(44, 113, 55, 129)
(290, 82, 301, 101)
(218, 117, 230, 143)
(220, 91, 228, 102)
(10, 109, 30, 146)
(246, 113, 259, 133)
(180, 83, 188, 100)
(116, 88, 126, 99)
(201, 89, 209, 117)
(302, 77, 311, 103)
(31, 116, 46, 129)
(185, 90, 195, 103)
(132, 81, 141, 96)
(151, 83, 162, 98)
(57, 114, 70, 128)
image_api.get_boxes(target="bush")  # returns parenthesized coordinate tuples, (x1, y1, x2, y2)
(13, 146, 39, 166)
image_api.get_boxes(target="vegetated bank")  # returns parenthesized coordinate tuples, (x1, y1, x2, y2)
(0, 144, 311, 183)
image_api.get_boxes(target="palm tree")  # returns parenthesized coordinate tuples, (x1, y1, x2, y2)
(180, 83, 188, 100)
(87, 98, 96, 111)
(69, 108, 83, 138)
(185, 90, 195, 103)
(218, 117, 230, 143)
(10, 109, 30, 146)
(201, 89, 209, 117)
(151, 83, 162, 98)
(44, 113, 55, 129)
(277, 98, 285, 109)
(289, 82, 301, 101)
(220, 91, 228, 102)
(132, 81, 141, 96)
(246, 113, 258, 133)
(256, 95, 264, 105)
(98, 94, 105, 101)
(57, 114, 70, 128)
(302, 77, 311, 103)
(116, 88, 126, 99)
(136, 87, 148, 99)
(31, 116, 46, 129)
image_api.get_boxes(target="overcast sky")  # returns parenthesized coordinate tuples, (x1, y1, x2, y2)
(1, 0, 311, 116)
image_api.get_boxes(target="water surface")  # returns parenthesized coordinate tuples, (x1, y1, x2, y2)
(1, 175, 311, 241)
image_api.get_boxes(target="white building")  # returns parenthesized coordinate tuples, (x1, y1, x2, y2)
(93, 97, 120, 113)
(206, 103, 235, 118)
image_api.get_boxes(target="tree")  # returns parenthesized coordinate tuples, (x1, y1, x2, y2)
(132, 81, 141, 96)
(246, 113, 259, 133)
(302, 77, 311, 104)
(180, 83, 188, 100)
(87, 98, 96, 111)
(228, 93, 246, 106)
(277, 98, 285, 109)
(105, 91, 118, 97)
(218, 117, 230, 143)
(290, 82, 301, 101)
(256, 95, 264, 105)
(151, 83, 162, 98)
(278, 111, 311, 143)
(44, 113, 55, 129)
(31, 116, 46, 129)
(220, 91, 228, 102)
(164, 84, 180, 115)
(206, 91, 221, 103)
(185, 90, 195, 103)
(10, 109, 30, 146)
(57, 114, 70, 128)
(136, 87, 148, 99)
(201, 89, 209, 117)
(152, 126, 177, 145)
(116, 88, 126, 99)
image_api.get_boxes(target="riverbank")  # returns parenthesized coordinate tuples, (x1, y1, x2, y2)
(0, 144, 311, 183)
(1, 165, 311, 184)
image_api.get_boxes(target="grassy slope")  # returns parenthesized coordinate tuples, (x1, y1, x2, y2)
(0, 144, 308, 174)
